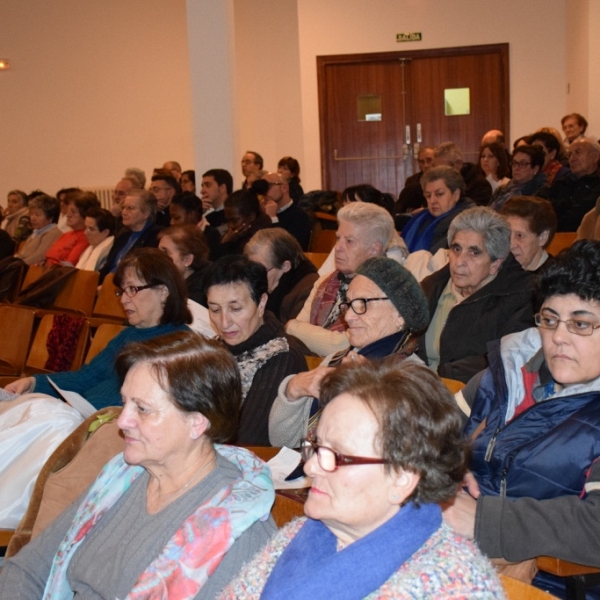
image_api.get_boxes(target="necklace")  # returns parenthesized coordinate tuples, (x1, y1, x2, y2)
(150, 455, 217, 508)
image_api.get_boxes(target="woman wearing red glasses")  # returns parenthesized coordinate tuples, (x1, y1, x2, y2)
(221, 360, 503, 599)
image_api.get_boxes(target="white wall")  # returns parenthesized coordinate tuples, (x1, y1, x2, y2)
(0, 0, 194, 200)
(294, 0, 568, 191)
(232, 0, 304, 185)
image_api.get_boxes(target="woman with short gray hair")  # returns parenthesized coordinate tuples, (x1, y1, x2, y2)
(420, 206, 535, 383)
(401, 166, 475, 253)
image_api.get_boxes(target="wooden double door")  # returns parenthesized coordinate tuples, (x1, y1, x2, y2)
(317, 44, 509, 196)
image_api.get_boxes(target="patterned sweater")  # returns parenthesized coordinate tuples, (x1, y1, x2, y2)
(219, 518, 506, 599)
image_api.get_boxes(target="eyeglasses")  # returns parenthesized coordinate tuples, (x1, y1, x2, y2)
(511, 160, 532, 168)
(121, 205, 140, 212)
(301, 438, 388, 473)
(534, 313, 600, 336)
(339, 297, 390, 315)
(115, 284, 156, 298)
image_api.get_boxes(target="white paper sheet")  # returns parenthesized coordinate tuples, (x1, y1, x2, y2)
(47, 378, 97, 418)
(267, 446, 312, 489)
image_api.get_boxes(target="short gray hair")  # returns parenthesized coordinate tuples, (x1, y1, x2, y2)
(125, 167, 146, 189)
(337, 202, 395, 250)
(434, 142, 463, 167)
(448, 206, 510, 261)
(126, 188, 157, 222)
(420, 166, 465, 194)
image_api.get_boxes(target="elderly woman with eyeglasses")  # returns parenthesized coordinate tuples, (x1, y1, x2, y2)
(269, 256, 430, 448)
(222, 360, 504, 599)
(0, 248, 191, 529)
(444, 240, 600, 597)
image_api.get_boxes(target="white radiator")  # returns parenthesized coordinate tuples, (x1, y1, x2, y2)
(83, 187, 113, 210)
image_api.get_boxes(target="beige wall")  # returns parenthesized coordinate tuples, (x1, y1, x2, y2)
(2, 0, 597, 207)
(293, 0, 568, 191)
(0, 0, 194, 200)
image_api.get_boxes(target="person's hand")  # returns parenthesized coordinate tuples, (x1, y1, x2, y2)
(340, 350, 368, 366)
(5, 377, 35, 395)
(463, 470, 481, 498)
(442, 485, 478, 539)
(285, 366, 335, 401)
(201, 198, 213, 213)
(263, 200, 278, 219)
(221, 222, 251, 244)
(110, 203, 122, 218)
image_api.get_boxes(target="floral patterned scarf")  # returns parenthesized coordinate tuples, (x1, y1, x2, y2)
(42, 445, 274, 600)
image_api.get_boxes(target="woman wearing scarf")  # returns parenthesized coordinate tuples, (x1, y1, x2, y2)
(269, 256, 430, 448)
(400, 166, 475, 253)
(205, 255, 308, 446)
(221, 360, 504, 599)
(0, 331, 275, 599)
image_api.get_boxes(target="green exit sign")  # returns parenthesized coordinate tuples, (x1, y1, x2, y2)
(396, 32, 422, 42)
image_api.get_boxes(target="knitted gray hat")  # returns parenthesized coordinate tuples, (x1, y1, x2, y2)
(356, 256, 429, 333)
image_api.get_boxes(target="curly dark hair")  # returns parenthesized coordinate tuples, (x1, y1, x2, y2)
(537, 240, 600, 306)
(319, 359, 469, 505)
(116, 331, 240, 443)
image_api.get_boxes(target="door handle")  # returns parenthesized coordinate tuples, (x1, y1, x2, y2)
(416, 123, 422, 143)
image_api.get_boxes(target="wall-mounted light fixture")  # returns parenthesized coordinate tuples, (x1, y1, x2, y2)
(0, 59, 11, 70)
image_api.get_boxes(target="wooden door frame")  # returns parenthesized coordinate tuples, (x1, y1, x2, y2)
(317, 43, 510, 188)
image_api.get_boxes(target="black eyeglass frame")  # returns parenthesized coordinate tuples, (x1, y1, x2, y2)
(339, 297, 390, 315)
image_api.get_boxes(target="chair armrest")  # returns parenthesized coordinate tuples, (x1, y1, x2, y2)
(537, 556, 600, 577)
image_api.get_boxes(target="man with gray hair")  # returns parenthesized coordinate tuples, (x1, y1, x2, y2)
(434, 141, 492, 206)
(420, 206, 535, 383)
(286, 202, 396, 356)
(539, 137, 600, 232)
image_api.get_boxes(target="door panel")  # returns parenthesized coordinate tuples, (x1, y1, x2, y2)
(317, 44, 509, 196)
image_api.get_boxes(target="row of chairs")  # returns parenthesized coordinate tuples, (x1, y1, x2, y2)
(12, 266, 126, 325)
(0, 305, 125, 382)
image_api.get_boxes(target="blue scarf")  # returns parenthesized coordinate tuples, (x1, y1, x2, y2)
(402, 208, 458, 253)
(261, 502, 441, 600)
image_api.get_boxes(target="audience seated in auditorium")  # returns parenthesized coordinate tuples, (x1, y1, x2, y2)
(270, 256, 429, 448)
(109, 177, 136, 223)
(219, 189, 272, 256)
(240, 150, 266, 190)
(561, 112, 588, 147)
(0, 249, 192, 528)
(55, 188, 79, 233)
(99, 189, 162, 283)
(0, 331, 275, 599)
(14, 195, 62, 265)
(480, 129, 505, 146)
(180, 169, 196, 193)
(433, 141, 492, 206)
(162, 160, 182, 181)
(150, 173, 180, 228)
(277, 156, 304, 204)
(205, 255, 307, 446)
(286, 202, 395, 357)
(420, 206, 535, 383)
(478, 142, 511, 192)
(158, 224, 211, 306)
(539, 137, 600, 232)
(44, 191, 99, 267)
(444, 240, 600, 598)
(124, 167, 146, 189)
(261, 172, 312, 251)
(499, 196, 557, 272)
(201, 168, 233, 234)
(489, 144, 546, 212)
(1, 190, 29, 240)
(245, 228, 318, 323)
(225, 360, 504, 599)
(529, 130, 569, 186)
(75, 207, 115, 271)
(401, 166, 474, 253)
